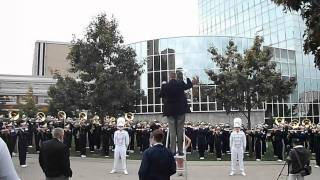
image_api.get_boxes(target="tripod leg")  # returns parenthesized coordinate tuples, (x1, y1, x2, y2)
(276, 161, 287, 180)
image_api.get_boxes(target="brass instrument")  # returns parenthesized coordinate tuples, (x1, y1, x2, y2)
(289, 119, 300, 129)
(92, 115, 101, 125)
(58, 111, 66, 121)
(36, 112, 46, 122)
(79, 112, 87, 121)
(9, 111, 19, 121)
(78, 112, 87, 127)
(125, 112, 134, 122)
(302, 118, 312, 128)
(274, 117, 285, 126)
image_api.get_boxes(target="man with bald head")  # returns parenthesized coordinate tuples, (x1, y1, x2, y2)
(39, 128, 72, 180)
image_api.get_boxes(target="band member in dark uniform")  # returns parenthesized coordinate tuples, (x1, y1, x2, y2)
(63, 123, 72, 149)
(141, 124, 151, 152)
(262, 125, 268, 155)
(7, 124, 17, 157)
(197, 122, 207, 159)
(73, 126, 80, 153)
(34, 122, 42, 152)
(185, 122, 193, 153)
(88, 123, 96, 152)
(221, 127, 230, 155)
(207, 126, 215, 154)
(17, 121, 29, 167)
(136, 123, 143, 152)
(214, 126, 223, 160)
(272, 127, 285, 161)
(313, 125, 320, 168)
(191, 126, 198, 152)
(254, 126, 266, 161)
(101, 121, 113, 157)
(94, 123, 102, 151)
(79, 122, 88, 158)
(26, 117, 34, 147)
(128, 124, 136, 152)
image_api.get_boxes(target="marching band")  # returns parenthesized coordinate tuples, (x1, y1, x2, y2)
(1, 111, 320, 169)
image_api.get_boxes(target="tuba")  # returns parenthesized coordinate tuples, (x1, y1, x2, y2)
(36, 112, 46, 122)
(274, 117, 285, 126)
(125, 112, 134, 122)
(58, 111, 66, 121)
(92, 115, 101, 125)
(289, 119, 300, 129)
(9, 111, 20, 121)
(79, 112, 87, 125)
(302, 119, 312, 128)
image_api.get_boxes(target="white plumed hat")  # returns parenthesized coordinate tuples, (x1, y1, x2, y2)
(233, 117, 242, 128)
(117, 117, 126, 127)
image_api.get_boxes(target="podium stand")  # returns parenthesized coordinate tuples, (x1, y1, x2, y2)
(165, 128, 188, 180)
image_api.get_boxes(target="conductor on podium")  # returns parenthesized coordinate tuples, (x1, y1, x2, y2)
(159, 70, 192, 156)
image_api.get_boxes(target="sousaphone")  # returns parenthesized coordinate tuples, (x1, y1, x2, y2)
(289, 119, 300, 129)
(274, 117, 285, 126)
(302, 118, 312, 128)
(9, 111, 19, 121)
(36, 112, 46, 122)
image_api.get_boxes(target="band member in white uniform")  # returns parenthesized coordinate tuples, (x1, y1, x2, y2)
(229, 118, 246, 176)
(110, 117, 130, 175)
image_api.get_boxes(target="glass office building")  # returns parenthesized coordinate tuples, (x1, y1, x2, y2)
(198, 0, 320, 123)
(130, 36, 259, 113)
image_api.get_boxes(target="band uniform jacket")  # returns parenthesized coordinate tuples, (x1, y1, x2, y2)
(159, 78, 192, 116)
(39, 138, 72, 178)
(138, 144, 176, 180)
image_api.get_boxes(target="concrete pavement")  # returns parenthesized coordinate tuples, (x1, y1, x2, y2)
(13, 154, 319, 180)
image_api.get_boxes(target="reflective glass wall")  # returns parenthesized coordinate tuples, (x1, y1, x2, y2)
(198, 0, 320, 123)
(130, 36, 256, 114)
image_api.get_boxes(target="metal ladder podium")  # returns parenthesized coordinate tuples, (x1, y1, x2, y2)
(165, 128, 188, 180)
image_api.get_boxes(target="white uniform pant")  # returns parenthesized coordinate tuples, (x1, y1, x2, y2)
(113, 147, 127, 171)
(231, 148, 244, 173)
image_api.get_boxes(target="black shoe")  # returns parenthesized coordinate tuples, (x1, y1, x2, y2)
(178, 152, 184, 156)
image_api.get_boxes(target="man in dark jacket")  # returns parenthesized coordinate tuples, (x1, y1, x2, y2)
(286, 138, 311, 180)
(159, 72, 192, 155)
(138, 129, 176, 180)
(39, 128, 72, 180)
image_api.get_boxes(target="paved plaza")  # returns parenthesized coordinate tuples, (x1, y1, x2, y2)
(13, 154, 319, 180)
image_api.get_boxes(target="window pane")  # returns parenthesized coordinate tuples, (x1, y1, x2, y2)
(154, 56, 160, 71)
(161, 54, 168, 70)
(147, 72, 153, 88)
(147, 56, 153, 71)
(154, 72, 160, 88)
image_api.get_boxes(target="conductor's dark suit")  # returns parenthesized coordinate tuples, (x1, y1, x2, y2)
(159, 78, 192, 155)
(138, 144, 176, 180)
(39, 138, 72, 179)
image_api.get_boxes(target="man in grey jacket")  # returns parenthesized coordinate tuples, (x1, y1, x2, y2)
(286, 138, 311, 180)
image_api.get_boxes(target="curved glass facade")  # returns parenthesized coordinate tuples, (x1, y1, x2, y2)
(198, 0, 320, 123)
(130, 36, 254, 113)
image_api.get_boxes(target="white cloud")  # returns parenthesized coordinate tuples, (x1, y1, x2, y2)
(0, 0, 198, 75)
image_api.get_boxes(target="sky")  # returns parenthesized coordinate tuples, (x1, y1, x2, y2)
(0, 0, 198, 75)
